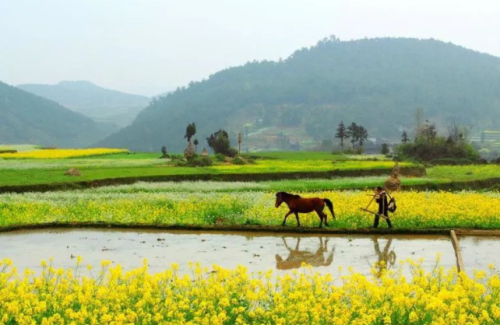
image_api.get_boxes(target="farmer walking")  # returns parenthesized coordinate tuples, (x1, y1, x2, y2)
(373, 186, 393, 228)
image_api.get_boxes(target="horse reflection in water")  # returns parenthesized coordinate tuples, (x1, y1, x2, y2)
(275, 237, 335, 270)
(371, 237, 397, 278)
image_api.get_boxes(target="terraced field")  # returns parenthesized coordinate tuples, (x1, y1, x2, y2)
(1, 149, 500, 325)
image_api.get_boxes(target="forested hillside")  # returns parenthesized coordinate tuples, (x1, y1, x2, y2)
(99, 38, 500, 152)
(0, 82, 114, 147)
(18, 81, 149, 127)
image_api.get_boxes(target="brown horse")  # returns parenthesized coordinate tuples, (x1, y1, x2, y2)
(275, 192, 335, 228)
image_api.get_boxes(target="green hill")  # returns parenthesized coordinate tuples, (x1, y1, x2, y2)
(99, 38, 500, 152)
(0, 81, 114, 147)
(18, 81, 150, 127)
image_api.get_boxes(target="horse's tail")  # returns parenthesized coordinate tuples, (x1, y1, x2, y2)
(324, 198, 335, 220)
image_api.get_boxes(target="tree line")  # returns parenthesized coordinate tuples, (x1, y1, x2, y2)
(396, 110, 479, 163)
(334, 121, 369, 151)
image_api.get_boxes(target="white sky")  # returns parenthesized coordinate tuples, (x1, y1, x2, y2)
(1, 0, 499, 96)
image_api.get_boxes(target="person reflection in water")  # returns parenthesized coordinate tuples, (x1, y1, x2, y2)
(372, 237, 396, 278)
(275, 237, 335, 270)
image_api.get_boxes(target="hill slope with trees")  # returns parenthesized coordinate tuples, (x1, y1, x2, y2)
(99, 38, 500, 152)
(0, 82, 114, 147)
(18, 81, 150, 127)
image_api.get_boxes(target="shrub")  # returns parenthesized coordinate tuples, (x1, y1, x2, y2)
(232, 156, 247, 165)
(160, 146, 169, 158)
(430, 158, 476, 165)
(430, 158, 488, 166)
(477, 158, 489, 165)
(187, 156, 213, 167)
(215, 153, 226, 162)
(172, 159, 188, 167)
(381, 143, 390, 155)
(397, 136, 479, 163)
(172, 155, 212, 167)
(227, 148, 238, 158)
(169, 154, 184, 161)
(207, 129, 238, 157)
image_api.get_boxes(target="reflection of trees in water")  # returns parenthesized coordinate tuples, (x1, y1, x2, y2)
(371, 237, 396, 278)
(275, 237, 335, 270)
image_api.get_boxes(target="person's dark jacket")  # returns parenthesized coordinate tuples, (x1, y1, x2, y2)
(376, 193, 388, 215)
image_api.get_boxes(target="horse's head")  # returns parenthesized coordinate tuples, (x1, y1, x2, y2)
(275, 192, 284, 208)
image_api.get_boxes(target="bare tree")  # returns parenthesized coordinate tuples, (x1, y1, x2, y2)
(413, 107, 424, 140)
(446, 118, 473, 144)
(421, 120, 437, 144)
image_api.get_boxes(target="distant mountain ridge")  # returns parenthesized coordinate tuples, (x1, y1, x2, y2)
(0, 81, 114, 147)
(18, 81, 150, 127)
(99, 37, 500, 152)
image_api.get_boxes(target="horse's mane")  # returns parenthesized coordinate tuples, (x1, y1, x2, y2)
(277, 191, 301, 199)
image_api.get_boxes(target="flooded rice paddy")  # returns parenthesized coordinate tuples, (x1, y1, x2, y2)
(2, 229, 496, 278)
(459, 236, 500, 273)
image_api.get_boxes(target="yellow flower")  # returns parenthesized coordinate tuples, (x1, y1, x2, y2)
(0, 258, 498, 324)
(0, 148, 128, 159)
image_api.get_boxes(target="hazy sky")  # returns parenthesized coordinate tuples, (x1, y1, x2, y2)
(1, 0, 499, 96)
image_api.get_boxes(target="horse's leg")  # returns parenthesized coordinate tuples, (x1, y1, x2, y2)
(315, 210, 324, 228)
(321, 203, 329, 227)
(294, 212, 301, 227)
(323, 210, 329, 227)
(282, 211, 293, 226)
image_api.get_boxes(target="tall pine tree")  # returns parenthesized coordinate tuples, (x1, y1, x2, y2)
(357, 126, 368, 148)
(346, 122, 358, 149)
(335, 121, 348, 150)
(184, 122, 196, 143)
(401, 131, 409, 144)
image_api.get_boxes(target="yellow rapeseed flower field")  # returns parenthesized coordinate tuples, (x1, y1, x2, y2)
(0, 148, 128, 159)
(0, 258, 498, 324)
(1, 190, 500, 229)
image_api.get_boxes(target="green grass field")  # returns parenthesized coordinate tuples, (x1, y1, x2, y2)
(0, 151, 419, 188)
(427, 165, 500, 182)
(72, 152, 160, 160)
(1, 149, 499, 191)
(249, 151, 388, 161)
